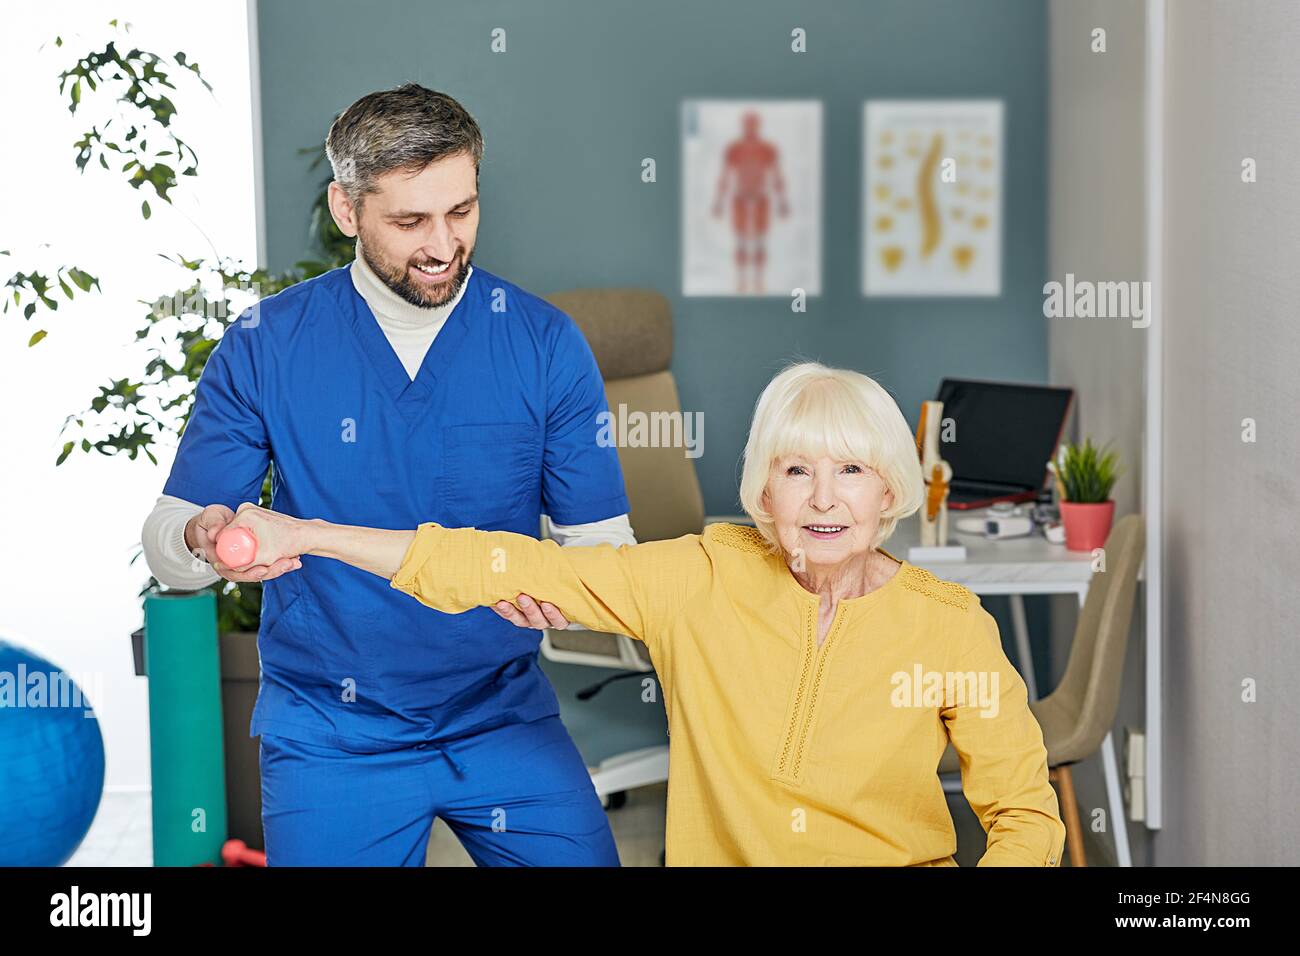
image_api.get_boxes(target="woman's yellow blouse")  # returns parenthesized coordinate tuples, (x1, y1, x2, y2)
(390, 521, 1067, 867)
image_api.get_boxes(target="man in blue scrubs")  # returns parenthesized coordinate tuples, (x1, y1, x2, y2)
(141, 85, 633, 865)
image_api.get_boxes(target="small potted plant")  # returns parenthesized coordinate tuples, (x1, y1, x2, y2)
(1048, 437, 1122, 552)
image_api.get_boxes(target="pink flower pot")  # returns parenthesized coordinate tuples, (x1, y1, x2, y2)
(1060, 500, 1115, 552)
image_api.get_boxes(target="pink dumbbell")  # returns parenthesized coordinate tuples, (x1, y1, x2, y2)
(215, 526, 258, 567)
(221, 838, 267, 867)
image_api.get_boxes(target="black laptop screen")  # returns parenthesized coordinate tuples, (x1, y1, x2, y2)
(933, 379, 1074, 493)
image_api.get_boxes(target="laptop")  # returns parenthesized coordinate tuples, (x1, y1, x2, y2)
(931, 379, 1074, 510)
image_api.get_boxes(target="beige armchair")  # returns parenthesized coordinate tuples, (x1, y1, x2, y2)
(540, 287, 705, 802)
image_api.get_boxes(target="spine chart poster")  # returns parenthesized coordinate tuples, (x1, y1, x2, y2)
(862, 100, 1003, 297)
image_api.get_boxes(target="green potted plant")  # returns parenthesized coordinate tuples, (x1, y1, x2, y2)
(13, 21, 352, 850)
(25, 24, 350, 631)
(1048, 437, 1122, 552)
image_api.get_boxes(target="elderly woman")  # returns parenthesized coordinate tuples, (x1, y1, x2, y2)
(225, 362, 1066, 866)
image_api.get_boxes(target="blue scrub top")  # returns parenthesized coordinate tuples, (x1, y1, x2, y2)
(163, 263, 630, 752)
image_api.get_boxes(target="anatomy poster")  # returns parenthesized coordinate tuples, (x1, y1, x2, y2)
(862, 100, 1003, 296)
(682, 100, 821, 297)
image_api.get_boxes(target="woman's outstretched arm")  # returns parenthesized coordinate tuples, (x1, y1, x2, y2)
(220, 503, 709, 646)
(221, 502, 416, 580)
(305, 520, 414, 579)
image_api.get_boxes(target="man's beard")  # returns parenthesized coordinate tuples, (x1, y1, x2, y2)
(359, 233, 473, 308)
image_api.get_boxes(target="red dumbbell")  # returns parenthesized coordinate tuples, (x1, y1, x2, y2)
(214, 526, 258, 567)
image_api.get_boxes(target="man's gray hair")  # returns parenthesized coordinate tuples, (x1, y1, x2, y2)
(325, 83, 484, 209)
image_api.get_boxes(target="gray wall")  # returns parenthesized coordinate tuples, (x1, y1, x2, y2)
(1049, 0, 1300, 866)
(1046, 0, 1150, 865)
(1158, 0, 1300, 865)
(255, 0, 1052, 763)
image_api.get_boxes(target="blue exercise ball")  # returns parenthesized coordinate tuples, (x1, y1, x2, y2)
(0, 639, 106, 866)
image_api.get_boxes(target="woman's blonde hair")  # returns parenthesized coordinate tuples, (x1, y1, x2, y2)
(738, 361, 925, 556)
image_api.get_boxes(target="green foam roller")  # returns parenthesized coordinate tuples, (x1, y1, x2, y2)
(143, 590, 228, 866)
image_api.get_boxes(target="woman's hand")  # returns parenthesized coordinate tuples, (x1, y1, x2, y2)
(220, 502, 311, 575)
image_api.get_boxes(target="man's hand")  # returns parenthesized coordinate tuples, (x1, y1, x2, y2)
(491, 594, 571, 630)
(185, 503, 301, 583)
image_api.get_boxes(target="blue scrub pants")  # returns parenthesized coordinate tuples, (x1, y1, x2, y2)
(259, 715, 621, 866)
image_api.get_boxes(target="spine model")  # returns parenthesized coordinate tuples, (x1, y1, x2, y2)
(915, 400, 953, 547)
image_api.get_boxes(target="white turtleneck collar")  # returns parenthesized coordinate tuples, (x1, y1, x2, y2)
(349, 240, 474, 379)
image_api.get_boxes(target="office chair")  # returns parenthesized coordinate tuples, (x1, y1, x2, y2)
(938, 514, 1146, 867)
(540, 287, 706, 803)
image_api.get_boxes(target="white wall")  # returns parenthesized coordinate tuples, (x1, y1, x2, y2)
(1049, 0, 1300, 865)
(0, 2, 256, 790)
